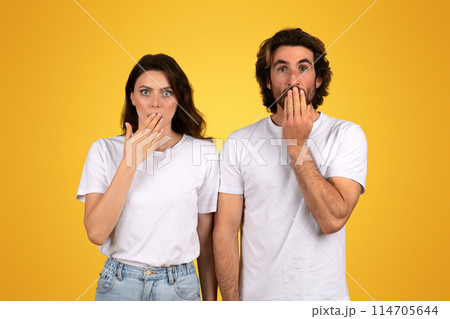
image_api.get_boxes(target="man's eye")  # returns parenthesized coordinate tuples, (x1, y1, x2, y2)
(141, 90, 150, 96)
(162, 91, 172, 97)
(300, 66, 309, 72)
(278, 67, 287, 72)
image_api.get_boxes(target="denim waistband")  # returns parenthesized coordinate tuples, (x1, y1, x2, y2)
(101, 257, 196, 282)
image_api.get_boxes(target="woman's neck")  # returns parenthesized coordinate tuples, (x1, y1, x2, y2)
(155, 128, 183, 152)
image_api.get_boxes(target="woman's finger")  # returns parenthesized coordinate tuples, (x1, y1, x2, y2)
(144, 130, 171, 154)
(142, 112, 157, 129)
(146, 113, 162, 131)
(151, 116, 164, 133)
(125, 122, 132, 140)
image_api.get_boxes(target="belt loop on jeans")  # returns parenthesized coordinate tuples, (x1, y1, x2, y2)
(167, 266, 174, 285)
(116, 262, 124, 281)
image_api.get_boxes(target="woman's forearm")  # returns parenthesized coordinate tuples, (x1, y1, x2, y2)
(198, 238, 217, 301)
(84, 160, 136, 245)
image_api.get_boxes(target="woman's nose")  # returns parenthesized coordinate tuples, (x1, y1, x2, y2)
(151, 93, 161, 108)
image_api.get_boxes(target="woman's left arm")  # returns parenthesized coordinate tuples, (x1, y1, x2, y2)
(197, 213, 217, 301)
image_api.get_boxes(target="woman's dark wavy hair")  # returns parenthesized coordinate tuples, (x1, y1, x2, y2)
(255, 28, 332, 112)
(121, 54, 209, 139)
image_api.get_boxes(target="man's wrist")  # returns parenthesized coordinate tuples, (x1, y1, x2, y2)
(220, 287, 240, 301)
(287, 143, 314, 167)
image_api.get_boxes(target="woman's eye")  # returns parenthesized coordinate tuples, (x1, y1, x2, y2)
(162, 91, 172, 97)
(141, 90, 150, 96)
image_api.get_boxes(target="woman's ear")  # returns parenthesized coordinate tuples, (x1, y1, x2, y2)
(130, 91, 135, 106)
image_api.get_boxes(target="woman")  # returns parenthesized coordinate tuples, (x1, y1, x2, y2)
(76, 54, 218, 301)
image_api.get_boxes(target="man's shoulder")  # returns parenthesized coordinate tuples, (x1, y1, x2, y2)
(226, 117, 268, 139)
(320, 112, 360, 128)
(318, 113, 365, 137)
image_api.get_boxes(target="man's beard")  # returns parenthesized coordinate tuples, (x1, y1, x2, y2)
(273, 86, 315, 109)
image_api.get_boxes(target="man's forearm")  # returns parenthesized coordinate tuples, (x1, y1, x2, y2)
(213, 228, 240, 300)
(288, 145, 349, 234)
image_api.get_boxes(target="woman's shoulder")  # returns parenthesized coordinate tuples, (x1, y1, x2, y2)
(87, 135, 125, 156)
(186, 136, 218, 152)
(183, 136, 219, 167)
(93, 134, 125, 146)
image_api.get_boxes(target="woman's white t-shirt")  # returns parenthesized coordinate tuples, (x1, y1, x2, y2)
(76, 134, 219, 268)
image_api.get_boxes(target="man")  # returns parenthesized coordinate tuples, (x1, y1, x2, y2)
(213, 28, 367, 301)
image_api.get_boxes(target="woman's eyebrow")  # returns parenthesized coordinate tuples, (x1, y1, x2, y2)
(138, 85, 172, 90)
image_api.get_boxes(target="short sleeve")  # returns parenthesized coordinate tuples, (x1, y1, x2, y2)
(219, 134, 244, 194)
(197, 143, 220, 214)
(76, 140, 109, 202)
(325, 125, 368, 193)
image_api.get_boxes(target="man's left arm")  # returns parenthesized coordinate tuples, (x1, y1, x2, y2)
(283, 87, 365, 234)
(288, 146, 362, 234)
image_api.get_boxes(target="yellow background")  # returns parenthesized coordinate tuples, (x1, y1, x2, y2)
(0, 0, 449, 301)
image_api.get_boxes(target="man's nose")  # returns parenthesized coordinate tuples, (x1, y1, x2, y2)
(289, 70, 302, 87)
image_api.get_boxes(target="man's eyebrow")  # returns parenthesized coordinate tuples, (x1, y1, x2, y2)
(272, 58, 313, 68)
(273, 59, 288, 68)
(298, 58, 313, 65)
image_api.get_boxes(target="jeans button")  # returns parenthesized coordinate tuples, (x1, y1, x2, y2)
(146, 269, 151, 276)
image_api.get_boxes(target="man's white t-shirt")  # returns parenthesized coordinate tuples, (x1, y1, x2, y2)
(219, 113, 367, 300)
(77, 134, 219, 268)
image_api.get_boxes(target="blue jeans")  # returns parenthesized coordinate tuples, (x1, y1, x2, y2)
(95, 257, 201, 301)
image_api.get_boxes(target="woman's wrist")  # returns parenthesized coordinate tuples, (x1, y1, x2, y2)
(119, 158, 137, 174)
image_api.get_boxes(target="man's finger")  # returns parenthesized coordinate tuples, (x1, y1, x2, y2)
(286, 89, 293, 121)
(300, 89, 307, 117)
(293, 86, 301, 118)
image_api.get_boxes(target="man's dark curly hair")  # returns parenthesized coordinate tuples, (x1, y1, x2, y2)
(255, 28, 332, 112)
